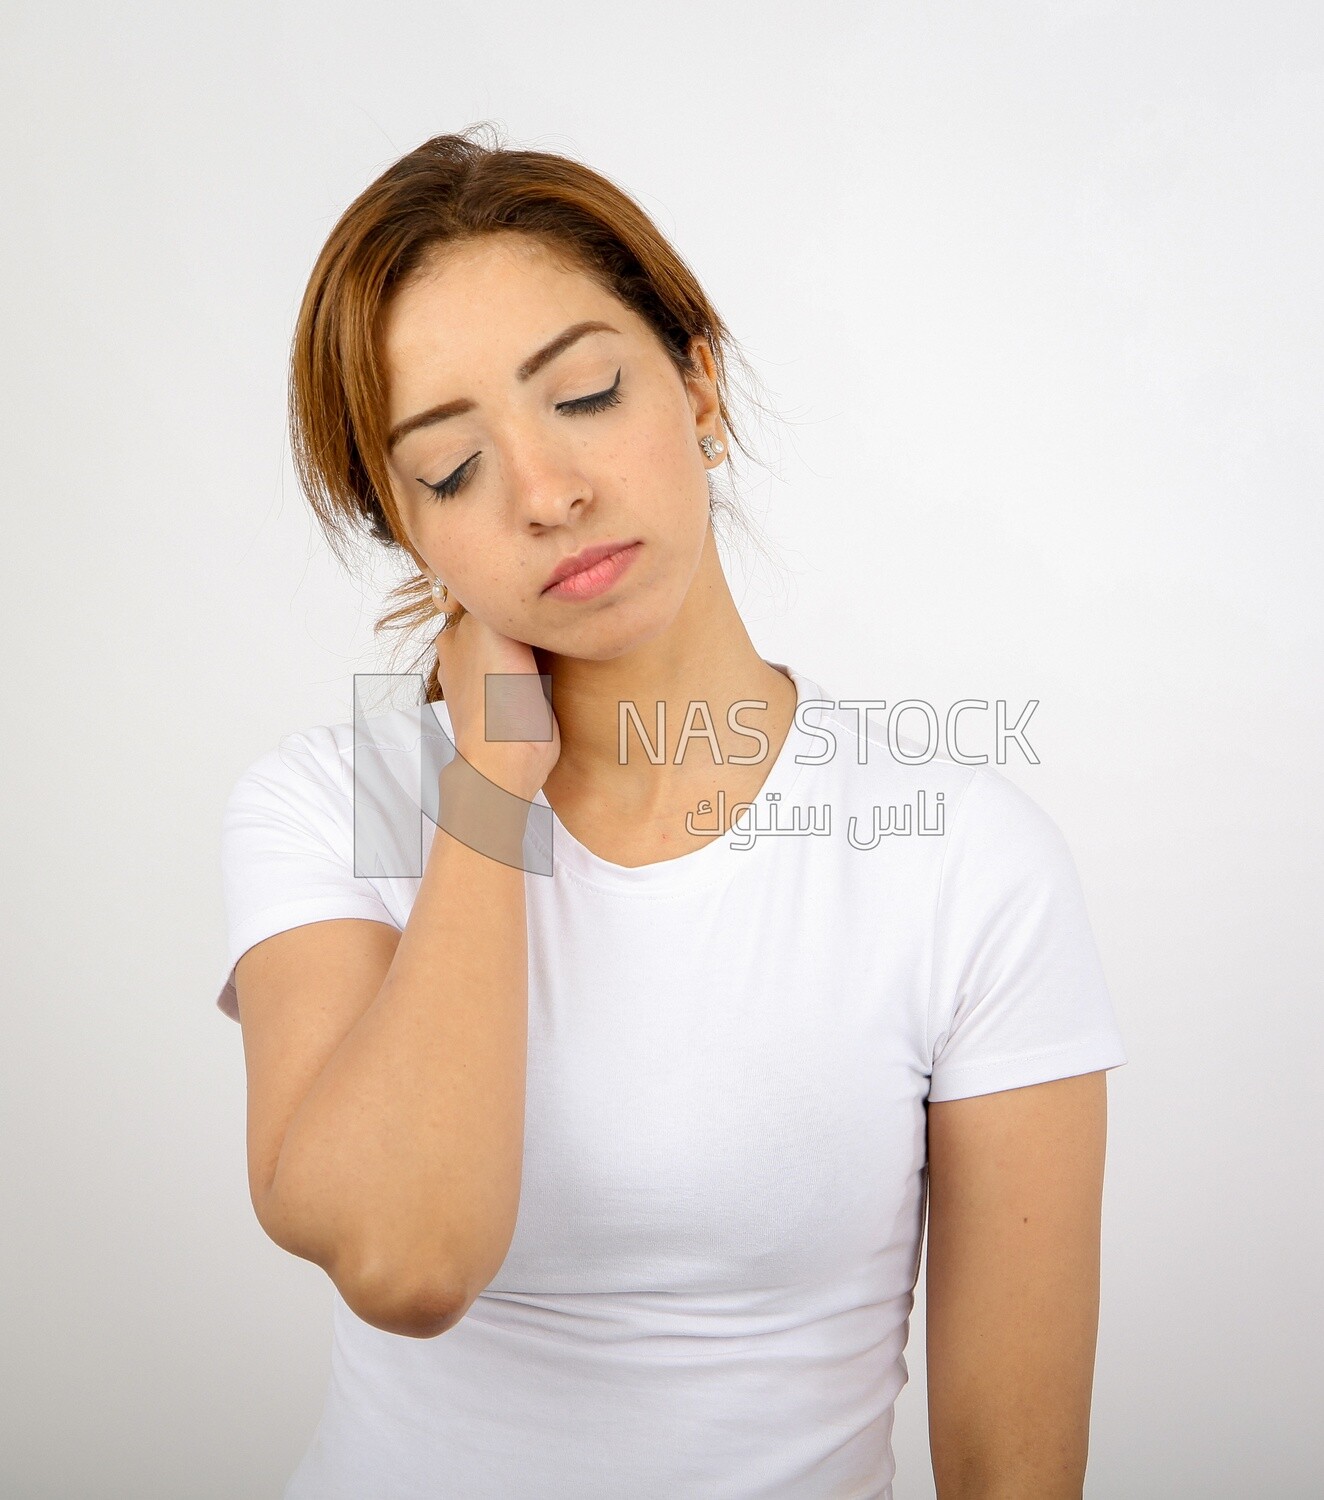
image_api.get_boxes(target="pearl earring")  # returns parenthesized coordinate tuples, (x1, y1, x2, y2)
(700, 434, 725, 462)
(430, 575, 449, 611)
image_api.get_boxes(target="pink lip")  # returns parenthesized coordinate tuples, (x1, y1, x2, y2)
(543, 539, 640, 590)
(542, 541, 642, 601)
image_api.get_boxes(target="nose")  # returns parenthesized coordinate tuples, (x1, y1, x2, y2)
(505, 425, 593, 529)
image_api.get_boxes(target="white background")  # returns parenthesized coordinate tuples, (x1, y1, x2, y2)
(2, 2, 1320, 1495)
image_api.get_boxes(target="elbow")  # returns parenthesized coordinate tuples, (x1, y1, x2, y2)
(335, 1252, 473, 1340)
(251, 1186, 473, 1338)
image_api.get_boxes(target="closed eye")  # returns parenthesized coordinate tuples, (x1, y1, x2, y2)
(418, 368, 624, 502)
(558, 366, 623, 416)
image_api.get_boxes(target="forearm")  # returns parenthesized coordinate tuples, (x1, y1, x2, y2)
(260, 759, 536, 1323)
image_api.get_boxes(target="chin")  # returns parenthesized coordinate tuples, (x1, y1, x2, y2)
(538, 596, 681, 663)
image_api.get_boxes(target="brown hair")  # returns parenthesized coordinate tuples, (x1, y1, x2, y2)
(289, 122, 776, 704)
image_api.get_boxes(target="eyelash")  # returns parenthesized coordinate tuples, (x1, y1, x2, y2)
(420, 368, 624, 502)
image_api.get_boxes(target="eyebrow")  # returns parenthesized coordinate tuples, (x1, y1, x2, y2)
(386, 319, 621, 451)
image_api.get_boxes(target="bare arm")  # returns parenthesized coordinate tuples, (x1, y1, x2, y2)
(237, 754, 539, 1339)
(924, 1070, 1110, 1498)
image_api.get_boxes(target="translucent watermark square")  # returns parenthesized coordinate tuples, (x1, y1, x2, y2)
(484, 671, 555, 741)
(352, 674, 554, 879)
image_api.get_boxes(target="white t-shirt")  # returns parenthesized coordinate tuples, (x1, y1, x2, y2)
(215, 662, 1127, 1500)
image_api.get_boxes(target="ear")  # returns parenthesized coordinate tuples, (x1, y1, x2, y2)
(682, 335, 722, 430)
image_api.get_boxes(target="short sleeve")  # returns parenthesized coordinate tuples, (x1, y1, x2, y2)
(215, 727, 399, 1022)
(925, 766, 1128, 1101)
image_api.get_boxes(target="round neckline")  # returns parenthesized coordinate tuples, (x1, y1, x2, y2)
(523, 662, 825, 895)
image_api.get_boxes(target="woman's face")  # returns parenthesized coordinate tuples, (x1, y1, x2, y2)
(379, 233, 722, 657)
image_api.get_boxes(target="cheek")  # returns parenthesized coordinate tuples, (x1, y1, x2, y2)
(624, 412, 707, 513)
(406, 508, 469, 587)
(616, 373, 694, 470)
(427, 516, 526, 610)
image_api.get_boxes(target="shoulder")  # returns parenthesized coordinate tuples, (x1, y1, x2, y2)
(786, 677, 1080, 877)
(937, 764, 1078, 888)
(226, 698, 455, 809)
(224, 723, 353, 816)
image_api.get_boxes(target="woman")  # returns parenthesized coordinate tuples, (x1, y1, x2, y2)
(217, 126, 1128, 1499)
